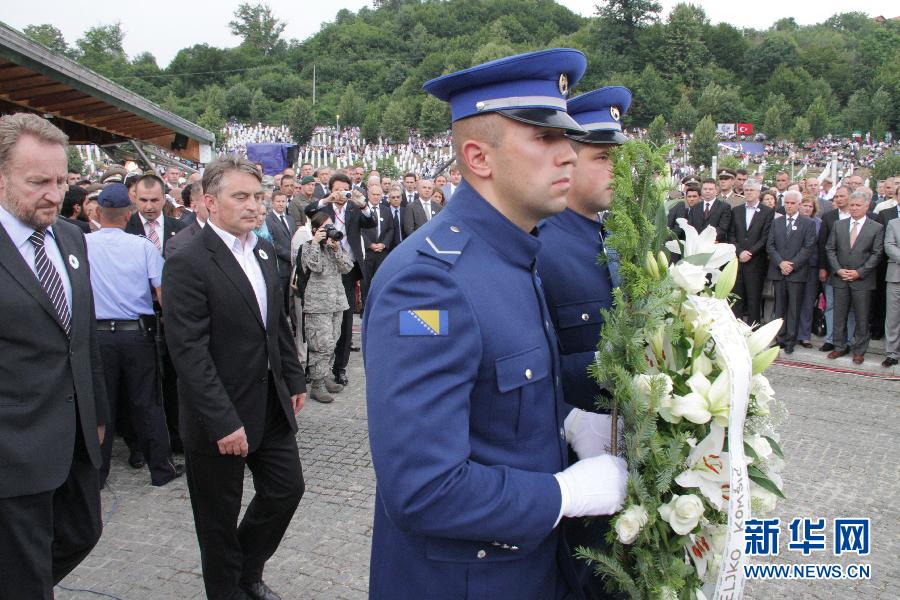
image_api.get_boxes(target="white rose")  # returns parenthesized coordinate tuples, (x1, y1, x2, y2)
(750, 484, 778, 515)
(750, 375, 774, 416)
(670, 261, 707, 294)
(748, 434, 773, 461)
(658, 494, 705, 535)
(615, 505, 649, 544)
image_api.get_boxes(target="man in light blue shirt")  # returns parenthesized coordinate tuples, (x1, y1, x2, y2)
(85, 183, 182, 488)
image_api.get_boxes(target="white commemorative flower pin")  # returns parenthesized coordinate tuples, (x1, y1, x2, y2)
(258, 249, 269, 260)
(68, 255, 80, 269)
(792, 225, 797, 231)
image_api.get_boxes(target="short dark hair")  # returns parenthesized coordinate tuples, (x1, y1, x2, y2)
(310, 211, 330, 230)
(328, 172, 352, 190)
(736, 168, 748, 176)
(684, 184, 701, 196)
(701, 178, 717, 187)
(135, 174, 165, 194)
(403, 172, 416, 181)
(281, 174, 295, 184)
(272, 190, 288, 202)
(180, 185, 192, 207)
(61, 187, 87, 217)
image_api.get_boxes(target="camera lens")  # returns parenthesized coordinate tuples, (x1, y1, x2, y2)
(342, 191, 352, 199)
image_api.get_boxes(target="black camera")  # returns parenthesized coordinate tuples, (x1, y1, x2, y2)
(320, 224, 344, 246)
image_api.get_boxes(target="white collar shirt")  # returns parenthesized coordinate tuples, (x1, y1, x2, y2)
(207, 219, 267, 327)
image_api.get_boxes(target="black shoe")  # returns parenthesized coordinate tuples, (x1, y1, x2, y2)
(334, 371, 349, 386)
(128, 449, 146, 469)
(152, 463, 185, 487)
(783, 346, 794, 355)
(241, 580, 282, 600)
(818, 342, 835, 352)
(799, 340, 813, 349)
(882, 357, 899, 368)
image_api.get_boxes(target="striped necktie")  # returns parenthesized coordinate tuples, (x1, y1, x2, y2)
(146, 219, 161, 252)
(28, 230, 72, 337)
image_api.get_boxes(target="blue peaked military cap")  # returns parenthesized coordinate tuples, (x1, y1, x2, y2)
(566, 86, 632, 144)
(97, 183, 133, 208)
(422, 48, 587, 133)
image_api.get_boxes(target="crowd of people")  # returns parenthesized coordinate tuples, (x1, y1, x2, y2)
(668, 168, 899, 366)
(2, 55, 898, 597)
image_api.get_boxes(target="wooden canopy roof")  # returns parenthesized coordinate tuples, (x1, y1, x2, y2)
(0, 21, 214, 162)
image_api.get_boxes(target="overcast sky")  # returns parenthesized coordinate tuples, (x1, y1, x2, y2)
(3, 1, 897, 67)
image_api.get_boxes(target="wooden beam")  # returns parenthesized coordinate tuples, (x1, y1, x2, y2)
(0, 65, 35, 81)
(19, 89, 86, 107)
(43, 97, 106, 112)
(67, 105, 124, 118)
(4, 81, 68, 101)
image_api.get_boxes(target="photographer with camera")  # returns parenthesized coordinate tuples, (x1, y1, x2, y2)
(304, 172, 376, 386)
(299, 212, 355, 403)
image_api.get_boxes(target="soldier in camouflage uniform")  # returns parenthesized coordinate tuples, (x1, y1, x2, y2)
(301, 212, 354, 403)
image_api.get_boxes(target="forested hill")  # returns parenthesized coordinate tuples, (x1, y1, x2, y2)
(19, 1, 900, 142)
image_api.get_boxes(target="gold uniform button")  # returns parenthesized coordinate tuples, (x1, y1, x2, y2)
(477, 549, 487, 559)
(581, 313, 590, 321)
(450, 226, 460, 233)
(525, 369, 533, 380)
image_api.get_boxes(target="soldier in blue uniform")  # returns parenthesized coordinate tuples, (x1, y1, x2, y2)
(536, 86, 633, 599)
(363, 50, 628, 600)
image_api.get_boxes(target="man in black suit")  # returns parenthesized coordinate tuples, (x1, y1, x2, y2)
(311, 167, 331, 200)
(125, 173, 189, 454)
(0, 113, 108, 599)
(402, 178, 442, 238)
(688, 178, 732, 242)
(817, 185, 854, 351)
(400, 172, 418, 206)
(305, 173, 376, 385)
(265, 190, 296, 314)
(730, 180, 774, 324)
(126, 174, 188, 254)
(360, 183, 394, 305)
(766, 190, 817, 354)
(166, 182, 207, 257)
(668, 181, 700, 244)
(772, 170, 790, 214)
(825, 191, 885, 364)
(162, 157, 307, 600)
(178, 185, 198, 226)
(61, 186, 92, 234)
(386, 185, 406, 248)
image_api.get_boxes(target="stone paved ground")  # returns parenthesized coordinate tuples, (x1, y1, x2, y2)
(57, 329, 898, 599)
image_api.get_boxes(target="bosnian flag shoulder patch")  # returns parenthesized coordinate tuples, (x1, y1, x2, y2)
(399, 309, 448, 336)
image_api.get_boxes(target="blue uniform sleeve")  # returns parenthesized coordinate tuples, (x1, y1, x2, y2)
(364, 263, 562, 543)
(145, 239, 165, 288)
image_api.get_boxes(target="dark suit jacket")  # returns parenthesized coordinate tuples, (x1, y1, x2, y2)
(165, 221, 202, 257)
(312, 182, 329, 200)
(878, 206, 899, 228)
(265, 211, 296, 277)
(60, 215, 91, 234)
(126, 213, 187, 255)
(362, 203, 394, 248)
(400, 190, 418, 207)
(0, 218, 108, 497)
(826, 217, 884, 291)
(766, 213, 817, 282)
(402, 200, 442, 238)
(818, 209, 844, 275)
(316, 202, 376, 264)
(161, 225, 306, 455)
(729, 203, 774, 272)
(688, 198, 732, 242)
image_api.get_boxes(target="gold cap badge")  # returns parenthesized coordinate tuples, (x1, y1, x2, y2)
(610, 106, 621, 121)
(558, 73, 568, 95)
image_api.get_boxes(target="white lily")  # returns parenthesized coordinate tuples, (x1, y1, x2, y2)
(692, 351, 714, 376)
(675, 424, 730, 509)
(746, 319, 782, 356)
(687, 522, 727, 582)
(672, 218, 737, 272)
(670, 371, 730, 426)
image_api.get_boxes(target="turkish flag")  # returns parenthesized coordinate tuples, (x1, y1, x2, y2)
(737, 123, 753, 135)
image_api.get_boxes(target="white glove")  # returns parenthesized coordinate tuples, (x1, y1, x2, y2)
(564, 408, 623, 460)
(554, 454, 628, 523)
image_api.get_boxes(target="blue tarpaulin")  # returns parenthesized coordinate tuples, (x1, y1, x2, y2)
(245, 143, 299, 175)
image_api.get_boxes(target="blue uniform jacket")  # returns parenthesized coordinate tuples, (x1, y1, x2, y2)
(363, 180, 580, 599)
(536, 209, 614, 410)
